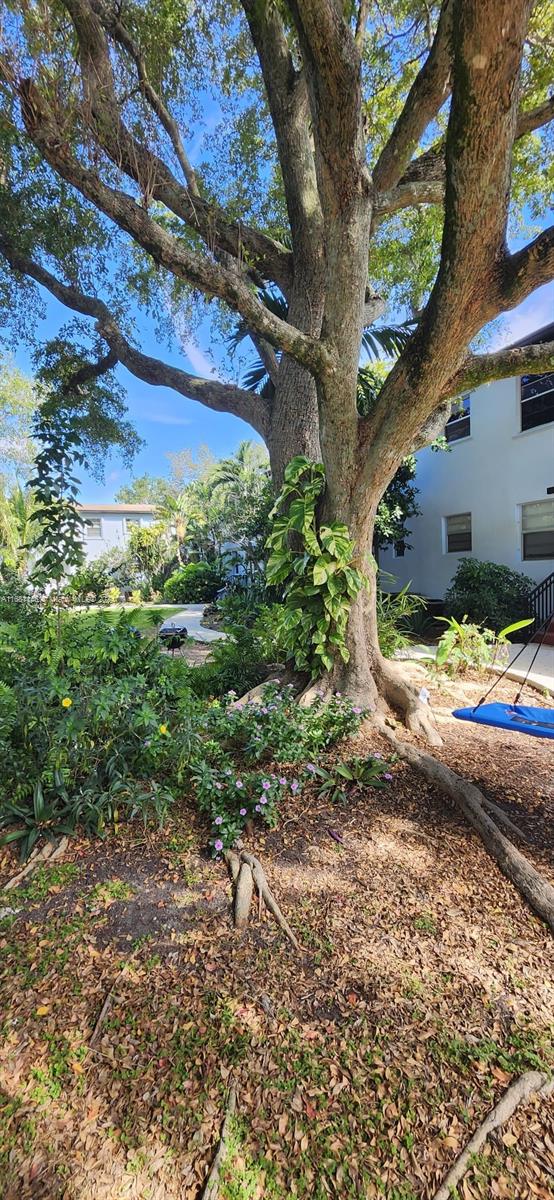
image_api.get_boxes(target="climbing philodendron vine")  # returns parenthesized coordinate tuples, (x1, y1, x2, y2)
(266, 457, 368, 676)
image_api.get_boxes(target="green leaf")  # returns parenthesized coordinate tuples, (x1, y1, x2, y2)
(497, 618, 534, 639)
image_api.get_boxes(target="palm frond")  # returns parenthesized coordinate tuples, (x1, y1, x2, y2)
(227, 288, 288, 355)
(361, 322, 415, 361)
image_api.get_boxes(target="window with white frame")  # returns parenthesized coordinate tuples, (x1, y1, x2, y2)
(445, 512, 472, 553)
(521, 499, 554, 560)
(521, 373, 554, 431)
(124, 517, 141, 532)
(84, 517, 102, 538)
(445, 394, 471, 443)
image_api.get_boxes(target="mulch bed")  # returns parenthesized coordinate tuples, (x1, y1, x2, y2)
(0, 669, 553, 1199)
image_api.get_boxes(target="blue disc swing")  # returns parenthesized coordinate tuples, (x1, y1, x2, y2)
(452, 613, 554, 740)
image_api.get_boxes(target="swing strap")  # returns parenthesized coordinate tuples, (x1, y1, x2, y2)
(473, 609, 553, 713)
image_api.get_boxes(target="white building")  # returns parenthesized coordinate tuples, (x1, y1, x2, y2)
(379, 323, 554, 598)
(79, 504, 156, 563)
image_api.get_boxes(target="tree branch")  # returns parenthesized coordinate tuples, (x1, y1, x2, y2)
(502, 225, 554, 308)
(90, 0, 199, 194)
(397, 90, 554, 192)
(53, 0, 292, 293)
(516, 93, 554, 137)
(16, 77, 329, 376)
(286, 0, 366, 212)
(449, 340, 554, 395)
(372, 0, 453, 193)
(61, 347, 118, 395)
(251, 335, 280, 387)
(355, 0, 371, 49)
(420, 0, 532, 339)
(240, 0, 322, 260)
(374, 179, 444, 221)
(0, 234, 272, 438)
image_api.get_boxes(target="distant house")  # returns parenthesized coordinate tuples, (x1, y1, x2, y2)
(78, 504, 156, 563)
(379, 322, 554, 599)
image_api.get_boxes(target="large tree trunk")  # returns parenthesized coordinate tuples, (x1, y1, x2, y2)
(309, 488, 442, 744)
(267, 273, 325, 485)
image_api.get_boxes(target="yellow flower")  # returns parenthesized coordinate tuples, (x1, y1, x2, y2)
(159, 723, 169, 736)
(61, 697, 72, 709)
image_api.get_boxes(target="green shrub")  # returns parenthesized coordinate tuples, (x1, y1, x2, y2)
(0, 573, 43, 626)
(434, 614, 533, 676)
(187, 623, 268, 698)
(65, 561, 111, 604)
(0, 611, 370, 859)
(0, 611, 198, 858)
(163, 561, 224, 603)
(376, 583, 427, 658)
(444, 560, 533, 633)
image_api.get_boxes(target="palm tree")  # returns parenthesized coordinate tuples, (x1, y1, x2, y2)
(210, 442, 272, 581)
(211, 440, 270, 491)
(0, 483, 40, 575)
(155, 492, 194, 564)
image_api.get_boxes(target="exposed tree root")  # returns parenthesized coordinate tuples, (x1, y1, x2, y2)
(432, 1071, 554, 1200)
(374, 656, 443, 747)
(234, 862, 254, 930)
(201, 1084, 237, 1200)
(480, 797, 529, 843)
(376, 718, 554, 934)
(224, 849, 301, 950)
(4, 836, 69, 891)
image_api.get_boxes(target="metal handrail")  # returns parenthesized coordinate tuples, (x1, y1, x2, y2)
(528, 570, 554, 629)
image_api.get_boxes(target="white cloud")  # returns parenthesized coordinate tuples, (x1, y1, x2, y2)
(143, 412, 193, 426)
(183, 340, 221, 380)
(491, 284, 554, 349)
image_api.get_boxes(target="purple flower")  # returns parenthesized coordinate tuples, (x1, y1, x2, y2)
(235, 703, 243, 711)
(335, 691, 342, 697)
(279, 777, 287, 786)
(239, 807, 247, 817)
(291, 780, 299, 793)
(214, 838, 223, 852)
(260, 706, 268, 715)
(383, 772, 393, 781)
(236, 780, 243, 788)
(215, 782, 223, 790)
(214, 815, 223, 825)
(306, 763, 316, 773)
(262, 780, 271, 790)
(352, 706, 362, 714)
(373, 752, 383, 760)
(260, 796, 267, 805)
(255, 804, 261, 813)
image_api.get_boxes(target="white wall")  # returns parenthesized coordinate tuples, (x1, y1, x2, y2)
(379, 375, 554, 597)
(83, 512, 154, 563)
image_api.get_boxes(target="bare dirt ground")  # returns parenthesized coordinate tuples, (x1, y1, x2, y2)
(0, 666, 553, 1200)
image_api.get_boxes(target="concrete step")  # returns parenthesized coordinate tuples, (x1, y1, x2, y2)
(532, 631, 554, 646)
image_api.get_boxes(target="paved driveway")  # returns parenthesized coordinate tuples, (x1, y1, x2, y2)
(170, 603, 226, 643)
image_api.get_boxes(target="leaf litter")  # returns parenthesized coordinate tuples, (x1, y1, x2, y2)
(0, 672, 553, 1199)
